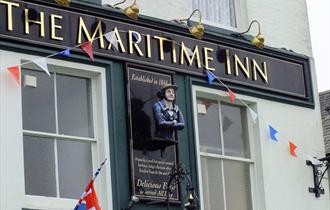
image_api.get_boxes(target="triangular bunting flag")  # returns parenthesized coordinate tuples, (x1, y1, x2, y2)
(33, 58, 50, 76)
(104, 32, 119, 51)
(227, 89, 236, 104)
(80, 41, 94, 61)
(186, 47, 194, 56)
(205, 70, 216, 85)
(269, 125, 278, 141)
(58, 48, 71, 57)
(248, 107, 258, 123)
(289, 141, 297, 157)
(7, 65, 20, 85)
(132, 32, 139, 42)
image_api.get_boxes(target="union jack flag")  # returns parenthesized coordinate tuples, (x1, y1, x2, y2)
(74, 159, 107, 210)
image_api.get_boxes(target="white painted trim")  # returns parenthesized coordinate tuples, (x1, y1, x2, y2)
(0, 50, 25, 210)
(200, 152, 253, 163)
(0, 50, 113, 210)
(23, 130, 97, 142)
(192, 85, 264, 210)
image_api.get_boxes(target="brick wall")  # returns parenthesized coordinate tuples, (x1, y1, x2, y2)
(320, 90, 330, 153)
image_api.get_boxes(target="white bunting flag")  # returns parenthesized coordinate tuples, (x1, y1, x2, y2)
(187, 47, 194, 56)
(33, 58, 50, 76)
(105, 32, 119, 51)
(248, 107, 258, 123)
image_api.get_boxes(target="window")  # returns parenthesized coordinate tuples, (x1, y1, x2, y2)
(22, 69, 94, 199)
(0, 51, 111, 210)
(192, 0, 237, 28)
(193, 88, 254, 210)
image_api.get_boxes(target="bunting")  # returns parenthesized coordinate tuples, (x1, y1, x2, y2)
(7, 65, 20, 85)
(1, 27, 323, 163)
(186, 47, 194, 57)
(33, 58, 50, 76)
(58, 48, 71, 57)
(248, 107, 258, 123)
(269, 125, 278, 141)
(80, 41, 94, 61)
(205, 70, 216, 85)
(289, 141, 297, 157)
(105, 32, 119, 51)
(132, 31, 139, 42)
(227, 89, 236, 104)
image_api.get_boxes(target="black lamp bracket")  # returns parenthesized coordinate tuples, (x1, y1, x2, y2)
(165, 163, 199, 210)
(306, 154, 330, 198)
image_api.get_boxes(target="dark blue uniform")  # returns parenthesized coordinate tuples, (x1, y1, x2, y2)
(153, 99, 185, 140)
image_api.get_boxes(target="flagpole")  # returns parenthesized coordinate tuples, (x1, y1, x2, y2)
(74, 158, 107, 210)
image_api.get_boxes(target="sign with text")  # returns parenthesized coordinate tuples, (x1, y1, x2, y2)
(126, 67, 180, 202)
(0, 0, 313, 107)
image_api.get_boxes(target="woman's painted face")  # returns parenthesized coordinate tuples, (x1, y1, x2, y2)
(165, 88, 175, 102)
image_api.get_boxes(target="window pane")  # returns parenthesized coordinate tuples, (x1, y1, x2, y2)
(223, 160, 252, 210)
(23, 135, 56, 197)
(197, 98, 222, 154)
(221, 104, 250, 158)
(192, 0, 236, 27)
(22, 69, 56, 133)
(201, 156, 225, 210)
(57, 139, 93, 199)
(57, 74, 94, 138)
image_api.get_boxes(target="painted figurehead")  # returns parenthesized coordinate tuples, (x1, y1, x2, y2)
(153, 84, 185, 140)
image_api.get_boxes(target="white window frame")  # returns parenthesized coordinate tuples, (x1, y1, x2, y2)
(192, 85, 265, 210)
(0, 50, 113, 210)
(189, 0, 249, 32)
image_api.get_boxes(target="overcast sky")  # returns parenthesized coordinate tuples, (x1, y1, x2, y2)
(306, 0, 330, 92)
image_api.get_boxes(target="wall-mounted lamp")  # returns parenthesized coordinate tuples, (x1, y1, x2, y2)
(55, 0, 70, 7)
(174, 9, 205, 39)
(232, 20, 265, 49)
(107, 0, 139, 20)
(122, 195, 139, 210)
(184, 193, 197, 210)
(165, 163, 199, 210)
(306, 153, 330, 197)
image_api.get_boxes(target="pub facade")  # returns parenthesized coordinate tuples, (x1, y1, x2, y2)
(0, 0, 328, 210)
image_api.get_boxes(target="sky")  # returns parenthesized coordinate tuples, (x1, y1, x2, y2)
(306, 0, 330, 92)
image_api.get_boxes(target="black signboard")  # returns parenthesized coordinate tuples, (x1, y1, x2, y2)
(126, 67, 180, 202)
(0, 0, 314, 107)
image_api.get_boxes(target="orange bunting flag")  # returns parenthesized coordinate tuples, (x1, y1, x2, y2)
(227, 89, 236, 104)
(7, 65, 20, 85)
(80, 41, 94, 61)
(289, 141, 297, 157)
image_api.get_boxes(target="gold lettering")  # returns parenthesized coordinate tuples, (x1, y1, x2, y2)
(225, 49, 231, 75)
(146, 34, 151, 58)
(253, 59, 268, 83)
(24, 9, 45, 37)
(154, 36, 168, 60)
(234, 54, 250, 79)
(0, 0, 19, 31)
(180, 42, 201, 68)
(107, 27, 126, 52)
(129, 30, 144, 56)
(172, 41, 177, 63)
(50, 14, 63, 41)
(77, 17, 105, 48)
(203, 47, 215, 71)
